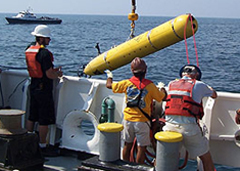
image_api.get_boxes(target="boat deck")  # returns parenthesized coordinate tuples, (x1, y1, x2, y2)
(42, 149, 153, 171)
(43, 156, 82, 171)
(1, 147, 238, 171)
(42, 153, 240, 171)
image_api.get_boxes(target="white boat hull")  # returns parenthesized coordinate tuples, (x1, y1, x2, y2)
(0, 70, 239, 168)
(5, 17, 62, 24)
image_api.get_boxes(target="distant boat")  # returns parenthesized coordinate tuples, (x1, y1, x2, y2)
(5, 9, 62, 24)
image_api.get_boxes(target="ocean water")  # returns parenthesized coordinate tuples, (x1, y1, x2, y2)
(1, 13, 240, 93)
(1, 13, 240, 170)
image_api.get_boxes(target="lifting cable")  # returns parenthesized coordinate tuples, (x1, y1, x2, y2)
(184, 14, 199, 67)
(128, 0, 138, 39)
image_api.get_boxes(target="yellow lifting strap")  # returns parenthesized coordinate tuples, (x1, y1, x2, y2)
(128, 0, 138, 38)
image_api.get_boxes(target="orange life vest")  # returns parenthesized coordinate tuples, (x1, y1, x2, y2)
(129, 76, 152, 89)
(165, 79, 204, 119)
(25, 45, 53, 78)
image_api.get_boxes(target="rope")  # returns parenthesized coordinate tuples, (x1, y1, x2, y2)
(7, 78, 29, 103)
(184, 14, 199, 67)
(128, 117, 188, 170)
(130, 138, 137, 162)
(130, 137, 155, 166)
(0, 66, 28, 107)
(0, 79, 4, 107)
(145, 152, 155, 166)
(179, 151, 189, 170)
(129, 118, 157, 166)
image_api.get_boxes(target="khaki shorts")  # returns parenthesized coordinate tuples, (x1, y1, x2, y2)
(122, 120, 151, 146)
(163, 122, 209, 158)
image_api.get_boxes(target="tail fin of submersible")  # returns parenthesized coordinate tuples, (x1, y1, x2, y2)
(84, 14, 198, 76)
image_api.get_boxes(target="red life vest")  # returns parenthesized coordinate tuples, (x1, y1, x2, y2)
(129, 76, 152, 89)
(165, 79, 204, 119)
(25, 45, 53, 78)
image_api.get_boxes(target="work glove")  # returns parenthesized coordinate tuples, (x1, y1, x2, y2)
(104, 69, 113, 79)
(156, 82, 165, 89)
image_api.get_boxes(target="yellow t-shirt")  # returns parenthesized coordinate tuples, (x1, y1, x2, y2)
(112, 79, 165, 122)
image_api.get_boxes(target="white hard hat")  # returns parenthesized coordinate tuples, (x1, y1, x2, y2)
(31, 25, 51, 38)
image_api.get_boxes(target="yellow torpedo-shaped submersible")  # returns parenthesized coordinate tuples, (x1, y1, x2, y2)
(84, 14, 198, 76)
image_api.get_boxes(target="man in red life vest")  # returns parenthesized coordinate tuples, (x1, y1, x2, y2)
(164, 64, 217, 171)
(25, 25, 62, 157)
(105, 57, 167, 164)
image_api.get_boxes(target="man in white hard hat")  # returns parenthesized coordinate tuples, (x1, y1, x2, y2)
(25, 25, 62, 157)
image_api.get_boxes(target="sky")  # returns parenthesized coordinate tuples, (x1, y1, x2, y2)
(0, 0, 240, 19)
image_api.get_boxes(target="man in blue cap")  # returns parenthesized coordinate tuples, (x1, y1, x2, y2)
(164, 64, 217, 171)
